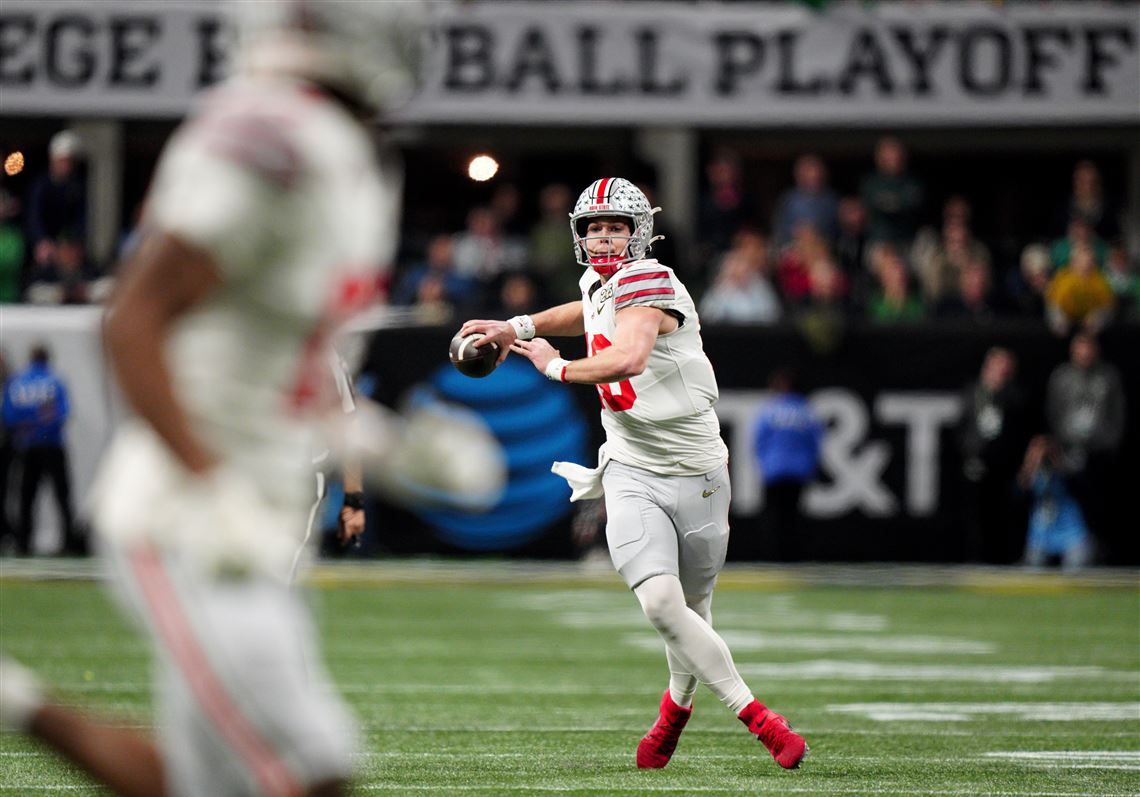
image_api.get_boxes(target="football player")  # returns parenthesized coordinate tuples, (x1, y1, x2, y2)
(0, 2, 423, 796)
(461, 178, 807, 770)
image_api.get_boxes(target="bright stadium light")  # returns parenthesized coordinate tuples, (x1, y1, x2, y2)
(467, 154, 499, 182)
(4, 151, 24, 176)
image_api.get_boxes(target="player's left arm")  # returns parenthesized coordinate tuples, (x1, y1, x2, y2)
(511, 306, 668, 384)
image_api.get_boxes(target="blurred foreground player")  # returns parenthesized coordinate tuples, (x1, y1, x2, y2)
(0, 3, 424, 795)
(461, 178, 807, 770)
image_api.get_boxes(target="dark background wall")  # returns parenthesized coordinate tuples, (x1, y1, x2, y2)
(361, 322, 1137, 565)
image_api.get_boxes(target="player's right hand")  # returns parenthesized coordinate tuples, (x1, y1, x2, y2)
(458, 319, 514, 364)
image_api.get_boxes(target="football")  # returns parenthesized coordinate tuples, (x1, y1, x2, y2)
(449, 332, 500, 378)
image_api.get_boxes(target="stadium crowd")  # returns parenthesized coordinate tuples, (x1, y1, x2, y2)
(1, 133, 1136, 336)
(0, 129, 1133, 567)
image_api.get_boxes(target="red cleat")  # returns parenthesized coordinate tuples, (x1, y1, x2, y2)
(636, 690, 692, 768)
(738, 701, 807, 769)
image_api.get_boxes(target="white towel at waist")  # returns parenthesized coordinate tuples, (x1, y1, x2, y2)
(551, 445, 610, 502)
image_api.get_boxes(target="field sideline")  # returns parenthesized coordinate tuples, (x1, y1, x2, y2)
(2, 559, 1137, 796)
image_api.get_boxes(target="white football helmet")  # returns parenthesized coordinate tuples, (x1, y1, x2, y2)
(231, 0, 429, 115)
(570, 178, 662, 277)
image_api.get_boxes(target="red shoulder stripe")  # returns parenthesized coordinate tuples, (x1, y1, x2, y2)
(617, 271, 669, 286)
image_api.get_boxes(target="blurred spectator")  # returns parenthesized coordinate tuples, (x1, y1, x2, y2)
(411, 273, 453, 324)
(490, 182, 528, 236)
(490, 272, 541, 318)
(23, 232, 111, 305)
(911, 197, 991, 304)
(773, 154, 839, 246)
(0, 189, 24, 303)
(865, 244, 925, 322)
(1018, 435, 1093, 571)
(834, 196, 868, 275)
(1058, 160, 1119, 242)
(1051, 217, 1107, 271)
(391, 233, 474, 311)
(452, 205, 527, 283)
(528, 183, 579, 301)
(1104, 243, 1139, 321)
(935, 259, 999, 322)
(26, 131, 86, 272)
(0, 349, 11, 549)
(1045, 245, 1113, 335)
(700, 251, 781, 324)
(1007, 243, 1052, 319)
(697, 148, 757, 269)
(859, 136, 923, 246)
(776, 222, 831, 305)
(957, 347, 1028, 563)
(752, 368, 823, 561)
(794, 256, 849, 354)
(1, 344, 79, 556)
(1045, 332, 1125, 555)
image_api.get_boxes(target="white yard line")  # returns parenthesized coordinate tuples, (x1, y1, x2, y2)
(737, 660, 1136, 683)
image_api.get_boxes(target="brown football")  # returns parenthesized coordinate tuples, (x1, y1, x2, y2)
(449, 333, 500, 378)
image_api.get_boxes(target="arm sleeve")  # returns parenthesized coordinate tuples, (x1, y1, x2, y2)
(613, 264, 677, 312)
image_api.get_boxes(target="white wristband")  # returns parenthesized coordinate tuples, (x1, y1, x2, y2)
(508, 314, 536, 341)
(544, 357, 570, 383)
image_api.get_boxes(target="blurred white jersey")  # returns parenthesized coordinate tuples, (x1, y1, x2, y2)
(579, 259, 728, 475)
(96, 78, 394, 551)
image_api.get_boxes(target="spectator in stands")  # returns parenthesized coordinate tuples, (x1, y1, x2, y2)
(911, 197, 991, 305)
(490, 182, 528, 237)
(794, 256, 849, 354)
(1045, 332, 1125, 558)
(776, 221, 831, 306)
(23, 232, 110, 305)
(1045, 244, 1114, 335)
(834, 196, 868, 276)
(773, 154, 839, 246)
(700, 250, 781, 324)
(0, 189, 24, 303)
(26, 131, 86, 274)
(1008, 243, 1052, 319)
(1059, 160, 1119, 242)
(866, 244, 925, 322)
(1104, 243, 1139, 321)
(935, 259, 999, 322)
(697, 148, 757, 271)
(490, 272, 542, 319)
(452, 205, 527, 285)
(391, 233, 474, 310)
(859, 136, 923, 246)
(1018, 435, 1093, 571)
(957, 347, 1028, 563)
(411, 272, 453, 324)
(528, 183, 578, 301)
(1051, 216, 1107, 271)
(752, 367, 823, 561)
(1, 344, 80, 556)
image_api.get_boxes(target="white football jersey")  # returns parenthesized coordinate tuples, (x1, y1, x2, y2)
(104, 78, 393, 522)
(579, 259, 728, 475)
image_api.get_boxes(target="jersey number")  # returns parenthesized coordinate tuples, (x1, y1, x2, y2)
(589, 334, 637, 412)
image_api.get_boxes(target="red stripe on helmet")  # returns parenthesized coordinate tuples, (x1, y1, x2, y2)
(595, 178, 612, 204)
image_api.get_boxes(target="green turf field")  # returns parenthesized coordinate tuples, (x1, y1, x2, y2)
(2, 561, 1138, 796)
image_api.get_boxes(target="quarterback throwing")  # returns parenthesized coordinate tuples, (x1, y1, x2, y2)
(460, 177, 807, 770)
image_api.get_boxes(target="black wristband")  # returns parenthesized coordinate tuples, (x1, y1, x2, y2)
(343, 491, 365, 510)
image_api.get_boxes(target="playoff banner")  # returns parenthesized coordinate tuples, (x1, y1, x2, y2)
(1, 1, 1137, 125)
